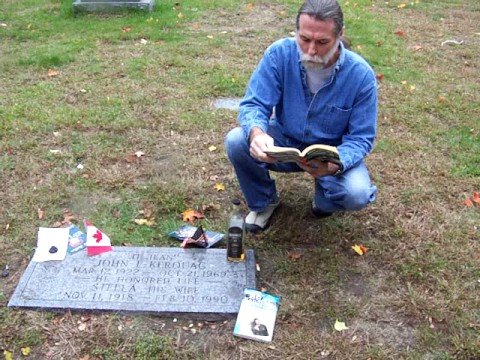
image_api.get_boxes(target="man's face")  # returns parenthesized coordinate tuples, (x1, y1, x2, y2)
(296, 14, 340, 68)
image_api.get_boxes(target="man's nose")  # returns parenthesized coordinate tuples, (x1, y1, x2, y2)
(308, 42, 317, 56)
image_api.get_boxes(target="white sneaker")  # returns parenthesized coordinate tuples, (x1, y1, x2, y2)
(245, 201, 280, 233)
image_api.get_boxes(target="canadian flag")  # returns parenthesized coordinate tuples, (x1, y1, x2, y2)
(84, 220, 113, 256)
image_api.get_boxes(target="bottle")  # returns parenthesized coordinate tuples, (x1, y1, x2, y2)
(227, 212, 245, 262)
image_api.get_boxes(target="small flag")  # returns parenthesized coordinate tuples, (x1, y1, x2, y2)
(84, 220, 112, 256)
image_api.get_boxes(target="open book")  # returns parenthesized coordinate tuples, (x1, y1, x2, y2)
(264, 144, 341, 165)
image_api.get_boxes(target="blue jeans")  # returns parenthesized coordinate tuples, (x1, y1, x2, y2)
(225, 123, 377, 213)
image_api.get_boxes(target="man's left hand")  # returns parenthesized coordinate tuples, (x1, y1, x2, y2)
(297, 159, 340, 178)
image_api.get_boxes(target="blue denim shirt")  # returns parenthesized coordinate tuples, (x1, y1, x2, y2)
(238, 38, 378, 172)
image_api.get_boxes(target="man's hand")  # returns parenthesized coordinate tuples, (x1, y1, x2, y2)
(249, 127, 276, 163)
(297, 158, 340, 178)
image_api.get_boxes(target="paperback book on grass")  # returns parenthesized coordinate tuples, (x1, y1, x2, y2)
(233, 289, 281, 343)
(265, 144, 340, 165)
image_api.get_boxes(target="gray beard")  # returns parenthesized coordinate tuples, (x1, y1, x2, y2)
(300, 39, 340, 69)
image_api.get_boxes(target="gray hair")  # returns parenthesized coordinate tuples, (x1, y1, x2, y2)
(296, 0, 344, 36)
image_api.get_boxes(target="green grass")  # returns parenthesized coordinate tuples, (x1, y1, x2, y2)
(0, 0, 479, 358)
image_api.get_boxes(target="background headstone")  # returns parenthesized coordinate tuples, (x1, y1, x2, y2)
(9, 247, 256, 320)
(73, 0, 154, 13)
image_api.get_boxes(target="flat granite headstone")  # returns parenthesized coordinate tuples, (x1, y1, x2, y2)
(73, 0, 154, 12)
(8, 247, 255, 319)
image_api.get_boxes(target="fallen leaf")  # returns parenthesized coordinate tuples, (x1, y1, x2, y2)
(214, 182, 225, 191)
(352, 244, 368, 255)
(409, 85, 416, 92)
(63, 209, 76, 224)
(182, 209, 205, 224)
(78, 323, 87, 331)
(397, 3, 407, 8)
(21, 347, 31, 356)
(465, 198, 473, 207)
(37, 208, 45, 220)
(177, 12, 184, 19)
(3, 350, 13, 360)
(246, 3, 254, 11)
(122, 26, 132, 32)
(134, 151, 145, 157)
(472, 192, 480, 204)
(208, 145, 217, 152)
(201, 202, 220, 212)
(288, 251, 303, 260)
(412, 44, 423, 51)
(375, 73, 384, 81)
(334, 319, 349, 331)
(394, 30, 406, 37)
(140, 38, 148, 44)
(438, 95, 446, 103)
(134, 218, 156, 226)
(125, 154, 137, 163)
(48, 69, 60, 77)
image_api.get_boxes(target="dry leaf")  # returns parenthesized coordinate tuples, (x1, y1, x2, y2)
(397, 3, 407, 8)
(375, 73, 384, 81)
(438, 95, 446, 103)
(412, 44, 423, 51)
(122, 26, 132, 33)
(201, 203, 220, 212)
(37, 208, 45, 220)
(63, 209, 76, 224)
(246, 3, 254, 11)
(125, 154, 137, 163)
(288, 251, 303, 260)
(4, 350, 13, 360)
(334, 319, 349, 331)
(48, 69, 60, 77)
(134, 218, 156, 226)
(182, 209, 205, 224)
(472, 192, 480, 204)
(208, 145, 217, 152)
(352, 244, 368, 255)
(21, 347, 31, 356)
(214, 182, 225, 191)
(465, 198, 473, 207)
(394, 30, 406, 37)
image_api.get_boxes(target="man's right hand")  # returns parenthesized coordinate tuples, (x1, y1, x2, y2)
(249, 127, 276, 163)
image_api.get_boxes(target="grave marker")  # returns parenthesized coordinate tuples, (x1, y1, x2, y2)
(9, 247, 256, 319)
(73, 0, 154, 13)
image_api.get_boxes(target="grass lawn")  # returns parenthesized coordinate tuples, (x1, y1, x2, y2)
(1, 0, 479, 358)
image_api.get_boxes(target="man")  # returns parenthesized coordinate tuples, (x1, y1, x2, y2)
(225, 0, 377, 232)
